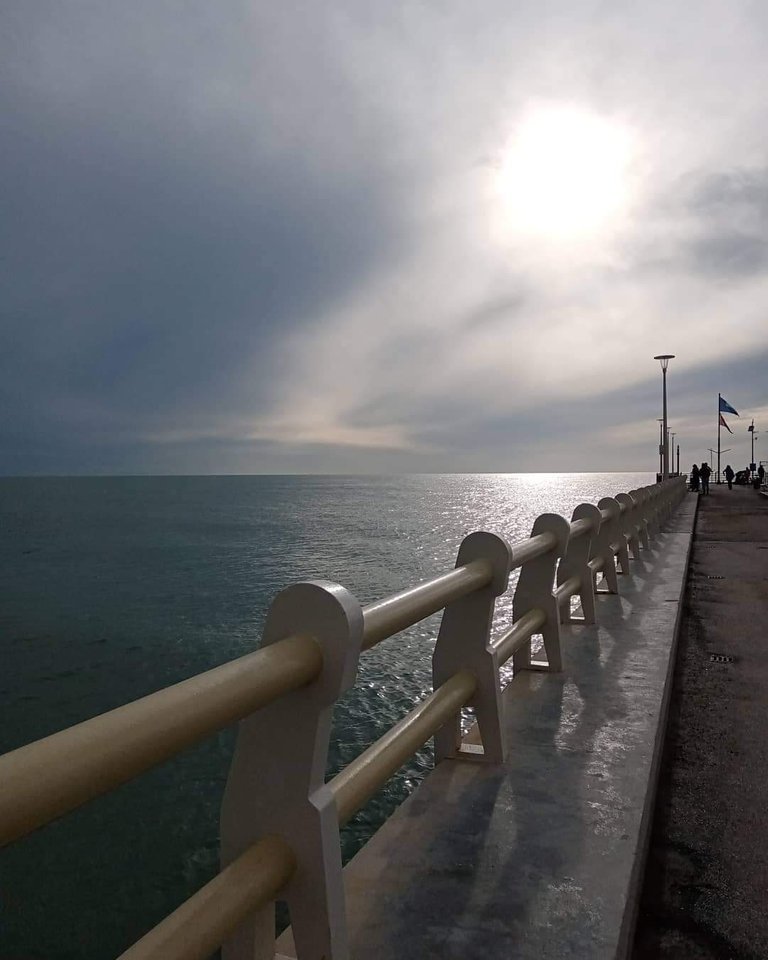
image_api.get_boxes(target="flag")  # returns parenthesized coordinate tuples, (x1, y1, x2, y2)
(719, 396, 739, 416)
(719, 414, 733, 434)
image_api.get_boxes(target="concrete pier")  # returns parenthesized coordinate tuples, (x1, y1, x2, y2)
(278, 495, 698, 959)
(632, 485, 768, 959)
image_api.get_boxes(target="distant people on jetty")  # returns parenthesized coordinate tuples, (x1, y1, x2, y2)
(700, 461, 712, 495)
(759, 464, 766, 486)
(724, 464, 735, 490)
(690, 464, 700, 492)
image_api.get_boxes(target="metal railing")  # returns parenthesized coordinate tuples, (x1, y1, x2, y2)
(0, 477, 687, 960)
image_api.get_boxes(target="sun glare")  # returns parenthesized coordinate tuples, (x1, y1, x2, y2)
(496, 104, 634, 240)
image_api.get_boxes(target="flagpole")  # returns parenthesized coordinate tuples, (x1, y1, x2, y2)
(717, 393, 721, 484)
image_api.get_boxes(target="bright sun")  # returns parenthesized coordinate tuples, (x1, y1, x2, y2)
(496, 103, 635, 240)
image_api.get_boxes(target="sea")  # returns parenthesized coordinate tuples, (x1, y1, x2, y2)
(0, 473, 653, 958)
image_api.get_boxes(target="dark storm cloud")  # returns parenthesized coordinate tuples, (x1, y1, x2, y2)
(0, 1, 412, 469)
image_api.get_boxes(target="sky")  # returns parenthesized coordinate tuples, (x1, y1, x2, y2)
(2, 0, 767, 475)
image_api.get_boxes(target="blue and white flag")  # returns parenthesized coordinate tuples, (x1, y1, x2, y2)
(719, 396, 739, 416)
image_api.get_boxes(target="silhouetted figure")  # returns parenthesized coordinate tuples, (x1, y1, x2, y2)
(690, 464, 700, 492)
(724, 464, 735, 490)
(700, 461, 712, 495)
(759, 464, 766, 485)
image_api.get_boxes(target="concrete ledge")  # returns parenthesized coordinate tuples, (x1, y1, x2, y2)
(278, 496, 697, 959)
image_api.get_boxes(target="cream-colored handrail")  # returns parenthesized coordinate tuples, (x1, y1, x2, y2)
(362, 560, 492, 651)
(329, 670, 477, 826)
(493, 608, 547, 665)
(554, 575, 581, 606)
(118, 835, 296, 960)
(508, 530, 558, 568)
(0, 634, 322, 846)
(569, 516, 594, 539)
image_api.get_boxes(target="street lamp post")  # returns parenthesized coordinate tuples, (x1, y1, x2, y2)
(657, 419, 664, 478)
(654, 355, 674, 479)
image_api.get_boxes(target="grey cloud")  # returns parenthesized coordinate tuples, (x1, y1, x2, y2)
(455, 294, 529, 332)
(0, 2, 418, 468)
(687, 168, 768, 216)
(624, 165, 768, 280)
(3, 1, 768, 474)
(686, 233, 768, 278)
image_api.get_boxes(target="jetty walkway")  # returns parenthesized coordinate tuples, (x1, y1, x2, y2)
(633, 484, 768, 959)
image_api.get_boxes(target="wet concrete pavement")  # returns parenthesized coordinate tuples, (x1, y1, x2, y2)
(632, 485, 768, 959)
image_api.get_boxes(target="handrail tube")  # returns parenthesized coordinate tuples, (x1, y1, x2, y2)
(362, 560, 493, 651)
(569, 517, 594, 539)
(0, 634, 323, 847)
(493, 608, 547, 665)
(329, 670, 477, 826)
(554, 576, 581, 607)
(118, 835, 296, 960)
(508, 530, 558, 569)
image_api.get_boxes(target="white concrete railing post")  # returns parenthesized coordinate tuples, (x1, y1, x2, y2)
(632, 488, 652, 551)
(220, 581, 364, 960)
(644, 485, 660, 540)
(593, 497, 622, 594)
(432, 532, 513, 764)
(558, 503, 602, 624)
(616, 492, 641, 560)
(654, 481, 670, 531)
(612, 497, 632, 574)
(657, 481, 668, 524)
(666, 479, 678, 518)
(512, 514, 571, 672)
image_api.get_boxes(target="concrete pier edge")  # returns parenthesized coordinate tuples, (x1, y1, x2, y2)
(617, 491, 699, 958)
(277, 495, 698, 959)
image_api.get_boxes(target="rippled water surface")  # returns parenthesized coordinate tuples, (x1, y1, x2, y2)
(0, 473, 652, 957)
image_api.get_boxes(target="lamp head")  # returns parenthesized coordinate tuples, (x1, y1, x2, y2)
(653, 353, 675, 371)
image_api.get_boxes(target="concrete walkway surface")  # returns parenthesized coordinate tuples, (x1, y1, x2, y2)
(632, 485, 768, 959)
(277, 496, 697, 959)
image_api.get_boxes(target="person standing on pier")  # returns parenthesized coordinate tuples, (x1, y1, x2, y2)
(724, 464, 735, 490)
(690, 464, 700, 492)
(700, 461, 712, 495)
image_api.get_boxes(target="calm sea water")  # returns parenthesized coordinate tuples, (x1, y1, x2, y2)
(0, 473, 652, 958)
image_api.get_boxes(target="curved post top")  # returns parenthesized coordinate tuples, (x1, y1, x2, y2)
(455, 531, 513, 596)
(262, 580, 364, 700)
